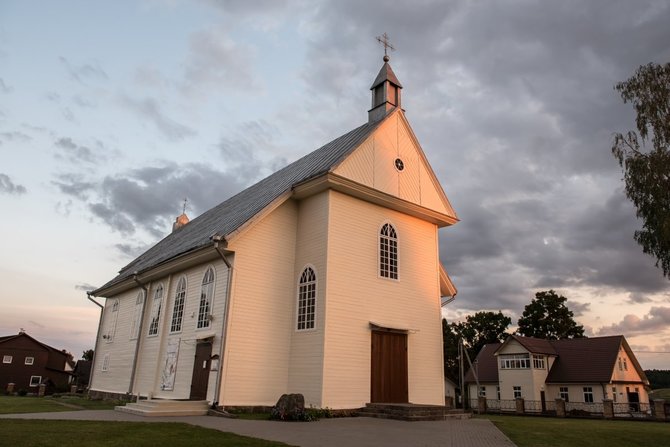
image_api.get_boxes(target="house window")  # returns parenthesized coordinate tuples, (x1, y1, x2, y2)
(612, 387, 617, 402)
(2, 355, 12, 364)
(29, 376, 41, 387)
(24, 357, 34, 365)
(479, 386, 486, 397)
(583, 386, 594, 403)
(618, 357, 623, 370)
(513, 386, 522, 399)
(170, 276, 187, 333)
(297, 267, 317, 331)
(559, 387, 569, 401)
(104, 299, 119, 342)
(130, 291, 145, 340)
(500, 354, 531, 369)
(623, 358, 628, 371)
(148, 284, 164, 336)
(496, 386, 501, 400)
(101, 354, 110, 372)
(379, 223, 398, 279)
(197, 267, 215, 329)
(532, 354, 545, 369)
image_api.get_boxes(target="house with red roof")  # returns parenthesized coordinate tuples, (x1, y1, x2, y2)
(465, 334, 650, 410)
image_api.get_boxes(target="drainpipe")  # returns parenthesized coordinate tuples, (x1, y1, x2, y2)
(129, 272, 149, 398)
(211, 234, 234, 409)
(86, 292, 104, 391)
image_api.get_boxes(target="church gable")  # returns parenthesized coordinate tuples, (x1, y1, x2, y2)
(333, 109, 457, 220)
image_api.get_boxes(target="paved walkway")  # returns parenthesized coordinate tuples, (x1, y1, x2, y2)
(1, 411, 516, 447)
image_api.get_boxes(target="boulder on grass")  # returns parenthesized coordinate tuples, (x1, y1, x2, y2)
(272, 393, 305, 421)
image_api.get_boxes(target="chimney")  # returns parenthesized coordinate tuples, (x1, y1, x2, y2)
(172, 213, 189, 232)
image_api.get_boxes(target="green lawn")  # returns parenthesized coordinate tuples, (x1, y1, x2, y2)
(482, 414, 670, 447)
(0, 395, 121, 414)
(0, 420, 293, 447)
(650, 388, 670, 400)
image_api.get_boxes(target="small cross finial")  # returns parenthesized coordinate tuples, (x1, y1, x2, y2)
(182, 198, 188, 214)
(376, 32, 395, 62)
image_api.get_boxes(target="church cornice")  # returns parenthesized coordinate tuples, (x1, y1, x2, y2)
(292, 172, 458, 227)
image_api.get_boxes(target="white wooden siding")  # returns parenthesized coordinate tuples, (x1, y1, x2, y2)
(221, 200, 298, 406)
(321, 190, 444, 408)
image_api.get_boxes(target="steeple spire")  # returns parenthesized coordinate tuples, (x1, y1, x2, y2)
(369, 33, 403, 122)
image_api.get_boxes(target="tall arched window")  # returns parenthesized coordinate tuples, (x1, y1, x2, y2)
(198, 267, 215, 329)
(104, 299, 119, 342)
(170, 276, 187, 333)
(380, 223, 398, 279)
(148, 284, 164, 336)
(297, 267, 316, 330)
(130, 291, 144, 340)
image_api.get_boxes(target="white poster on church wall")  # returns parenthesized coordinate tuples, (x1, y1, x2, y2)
(160, 338, 180, 391)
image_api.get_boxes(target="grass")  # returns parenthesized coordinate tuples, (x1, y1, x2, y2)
(0, 420, 293, 447)
(0, 395, 121, 414)
(482, 414, 670, 447)
(649, 388, 670, 400)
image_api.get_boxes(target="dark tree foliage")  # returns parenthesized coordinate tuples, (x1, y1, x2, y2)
(645, 369, 670, 389)
(443, 311, 512, 383)
(82, 349, 94, 361)
(612, 62, 670, 278)
(516, 290, 585, 340)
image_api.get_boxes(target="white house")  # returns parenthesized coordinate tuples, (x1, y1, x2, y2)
(88, 56, 459, 410)
(465, 335, 650, 409)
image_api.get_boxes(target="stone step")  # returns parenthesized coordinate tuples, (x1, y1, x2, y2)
(357, 403, 470, 421)
(115, 399, 209, 417)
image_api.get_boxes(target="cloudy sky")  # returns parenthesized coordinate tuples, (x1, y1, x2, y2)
(1, 1, 669, 368)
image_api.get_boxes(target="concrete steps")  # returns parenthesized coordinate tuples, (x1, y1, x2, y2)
(357, 403, 471, 421)
(115, 399, 209, 417)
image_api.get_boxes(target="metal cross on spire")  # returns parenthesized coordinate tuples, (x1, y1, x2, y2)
(182, 197, 188, 215)
(376, 32, 395, 62)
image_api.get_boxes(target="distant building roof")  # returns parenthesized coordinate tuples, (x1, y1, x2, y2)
(465, 335, 649, 385)
(464, 343, 501, 383)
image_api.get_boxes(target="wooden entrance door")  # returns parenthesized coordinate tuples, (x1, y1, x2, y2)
(370, 331, 408, 403)
(189, 342, 212, 400)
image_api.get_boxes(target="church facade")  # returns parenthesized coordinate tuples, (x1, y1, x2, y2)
(88, 57, 458, 409)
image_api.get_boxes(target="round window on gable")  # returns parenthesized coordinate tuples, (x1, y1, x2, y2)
(394, 158, 404, 171)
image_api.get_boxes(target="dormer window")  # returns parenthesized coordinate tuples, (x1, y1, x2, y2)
(500, 353, 530, 369)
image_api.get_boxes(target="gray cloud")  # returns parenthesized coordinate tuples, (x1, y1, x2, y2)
(59, 56, 108, 84)
(0, 173, 27, 195)
(114, 242, 152, 259)
(180, 28, 258, 95)
(0, 78, 13, 93)
(74, 283, 98, 292)
(597, 307, 670, 336)
(55, 161, 246, 238)
(120, 95, 196, 141)
(0, 131, 31, 144)
(54, 137, 103, 164)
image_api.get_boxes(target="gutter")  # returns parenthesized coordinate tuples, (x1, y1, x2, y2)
(211, 234, 234, 409)
(86, 292, 104, 391)
(128, 272, 149, 397)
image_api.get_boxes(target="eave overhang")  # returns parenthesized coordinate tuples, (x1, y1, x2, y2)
(293, 172, 458, 227)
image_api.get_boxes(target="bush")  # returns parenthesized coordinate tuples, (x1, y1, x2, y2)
(270, 406, 317, 422)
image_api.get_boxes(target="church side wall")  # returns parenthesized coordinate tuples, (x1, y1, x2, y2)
(89, 288, 139, 395)
(287, 192, 329, 407)
(221, 200, 298, 406)
(322, 190, 445, 408)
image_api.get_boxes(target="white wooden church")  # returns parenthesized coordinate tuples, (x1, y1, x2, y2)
(89, 54, 459, 410)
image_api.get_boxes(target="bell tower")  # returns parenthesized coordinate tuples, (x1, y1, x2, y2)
(368, 33, 403, 122)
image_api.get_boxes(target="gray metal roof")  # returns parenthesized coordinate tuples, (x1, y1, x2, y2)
(370, 62, 403, 89)
(94, 118, 384, 294)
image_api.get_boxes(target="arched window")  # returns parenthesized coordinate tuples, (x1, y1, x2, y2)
(170, 277, 187, 333)
(198, 267, 215, 329)
(148, 284, 164, 336)
(297, 267, 316, 331)
(104, 299, 119, 342)
(379, 223, 398, 279)
(130, 291, 144, 340)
